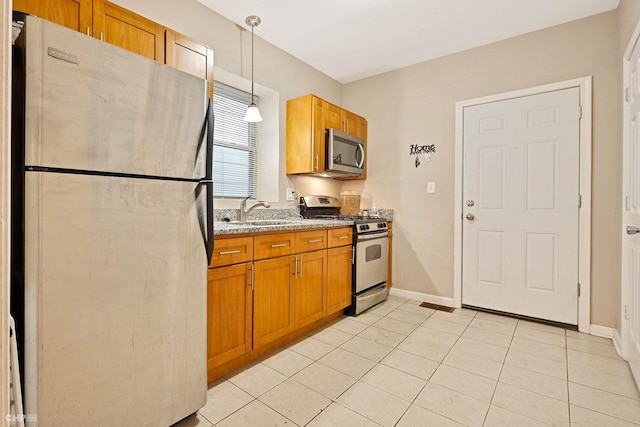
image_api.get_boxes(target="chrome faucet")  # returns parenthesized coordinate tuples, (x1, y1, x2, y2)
(240, 196, 271, 222)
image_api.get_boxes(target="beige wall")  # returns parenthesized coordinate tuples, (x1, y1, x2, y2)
(342, 12, 621, 327)
(113, 0, 344, 206)
(112, 2, 625, 327)
(618, 0, 640, 51)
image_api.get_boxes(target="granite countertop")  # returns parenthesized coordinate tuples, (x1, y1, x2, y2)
(214, 219, 355, 236)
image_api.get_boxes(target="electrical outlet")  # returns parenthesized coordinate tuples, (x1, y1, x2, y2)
(286, 188, 296, 201)
(427, 182, 436, 193)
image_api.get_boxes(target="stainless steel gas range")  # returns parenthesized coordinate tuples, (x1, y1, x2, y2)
(300, 195, 389, 315)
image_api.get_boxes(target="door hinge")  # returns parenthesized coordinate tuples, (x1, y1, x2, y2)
(578, 194, 582, 208)
(577, 283, 581, 297)
(578, 105, 582, 119)
(625, 304, 630, 320)
(626, 87, 632, 102)
(625, 195, 630, 211)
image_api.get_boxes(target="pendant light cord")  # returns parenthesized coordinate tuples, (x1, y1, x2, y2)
(251, 24, 255, 104)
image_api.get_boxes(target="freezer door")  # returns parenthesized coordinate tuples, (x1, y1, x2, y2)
(21, 16, 208, 179)
(23, 172, 207, 426)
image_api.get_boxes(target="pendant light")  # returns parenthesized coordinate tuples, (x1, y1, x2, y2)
(243, 15, 263, 122)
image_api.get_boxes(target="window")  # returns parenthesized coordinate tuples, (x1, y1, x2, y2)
(212, 82, 257, 199)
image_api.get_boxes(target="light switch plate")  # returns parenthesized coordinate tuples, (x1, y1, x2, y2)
(427, 182, 436, 193)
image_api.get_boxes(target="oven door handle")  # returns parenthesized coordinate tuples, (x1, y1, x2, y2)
(356, 231, 388, 241)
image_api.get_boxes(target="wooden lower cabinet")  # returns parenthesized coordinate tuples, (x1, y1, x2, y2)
(207, 263, 252, 370)
(293, 250, 327, 329)
(253, 256, 295, 348)
(208, 228, 355, 382)
(326, 245, 353, 314)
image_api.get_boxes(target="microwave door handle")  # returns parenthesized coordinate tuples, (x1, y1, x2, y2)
(355, 143, 365, 168)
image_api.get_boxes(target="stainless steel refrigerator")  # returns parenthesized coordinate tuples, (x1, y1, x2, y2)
(11, 15, 213, 426)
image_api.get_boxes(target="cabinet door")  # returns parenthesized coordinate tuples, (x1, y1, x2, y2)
(253, 257, 294, 347)
(286, 95, 324, 174)
(324, 101, 343, 131)
(207, 263, 252, 370)
(14, 0, 92, 33)
(343, 110, 359, 136)
(165, 29, 214, 99)
(327, 246, 353, 314)
(93, 0, 165, 61)
(294, 250, 327, 329)
(254, 233, 294, 260)
(210, 236, 253, 268)
(294, 229, 327, 253)
(327, 227, 352, 248)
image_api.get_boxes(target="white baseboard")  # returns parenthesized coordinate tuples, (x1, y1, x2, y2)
(389, 288, 456, 307)
(613, 329, 624, 359)
(589, 324, 614, 339)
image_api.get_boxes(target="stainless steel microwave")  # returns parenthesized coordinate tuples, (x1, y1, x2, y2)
(325, 128, 365, 177)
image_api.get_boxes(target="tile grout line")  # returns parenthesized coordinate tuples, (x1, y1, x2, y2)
(475, 316, 517, 427)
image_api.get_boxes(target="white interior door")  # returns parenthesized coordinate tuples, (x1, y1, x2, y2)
(622, 32, 640, 390)
(462, 88, 580, 325)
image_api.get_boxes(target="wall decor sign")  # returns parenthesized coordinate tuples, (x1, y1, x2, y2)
(410, 144, 436, 167)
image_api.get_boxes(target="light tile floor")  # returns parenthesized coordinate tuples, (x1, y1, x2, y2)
(173, 296, 640, 427)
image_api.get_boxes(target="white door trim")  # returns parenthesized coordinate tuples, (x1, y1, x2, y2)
(620, 17, 640, 361)
(454, 77, 592, 332)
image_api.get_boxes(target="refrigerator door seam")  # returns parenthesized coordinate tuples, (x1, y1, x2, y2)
(24, 166, 201, 183)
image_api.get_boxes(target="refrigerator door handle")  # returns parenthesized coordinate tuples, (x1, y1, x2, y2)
(195, 98, 214, 181)
(196, 97, 215, 264)
(196, 179, 214, 264)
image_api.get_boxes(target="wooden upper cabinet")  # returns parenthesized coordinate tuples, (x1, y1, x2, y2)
(14, 0, 92, 33)
(323, 101, 343, 131)
(324, 100, 366, 138)
(165, 29, 214, 99)
(92, 0, 164, 62)
(286, 93, 367, 179)
(286, 94, 325, 175)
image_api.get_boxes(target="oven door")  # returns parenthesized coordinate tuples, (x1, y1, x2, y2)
(354, 232, 389, 294)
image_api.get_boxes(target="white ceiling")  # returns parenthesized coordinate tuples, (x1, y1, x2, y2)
(196, 0, 620, 84)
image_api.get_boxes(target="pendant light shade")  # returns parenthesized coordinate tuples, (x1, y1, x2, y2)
(243, 103, 263, 122)
(244, 15, 262, 123)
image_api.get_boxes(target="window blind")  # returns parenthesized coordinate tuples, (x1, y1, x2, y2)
(213, 82, 257, 199)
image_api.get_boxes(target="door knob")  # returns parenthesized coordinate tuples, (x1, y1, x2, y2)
(627, 226, 640, 235)
(466, 213, 475, 221)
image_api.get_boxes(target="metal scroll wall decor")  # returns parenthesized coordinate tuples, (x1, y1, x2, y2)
(410, 144, 436, 167)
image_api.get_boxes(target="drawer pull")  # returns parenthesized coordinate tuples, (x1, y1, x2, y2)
(218, 250, 241, 255)
(270, 243, 288, 248)
(307, 239, 322, 243)
(337, 235, 349, 240)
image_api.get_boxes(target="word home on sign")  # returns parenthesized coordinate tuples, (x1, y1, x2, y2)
(409, 144, 436, 155)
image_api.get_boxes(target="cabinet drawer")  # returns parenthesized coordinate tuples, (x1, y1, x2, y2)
(327, 227, 352, 248)
(210, 237, 253, 268)
(254, 233, 294, 260)
(294, 230, 327, 253)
